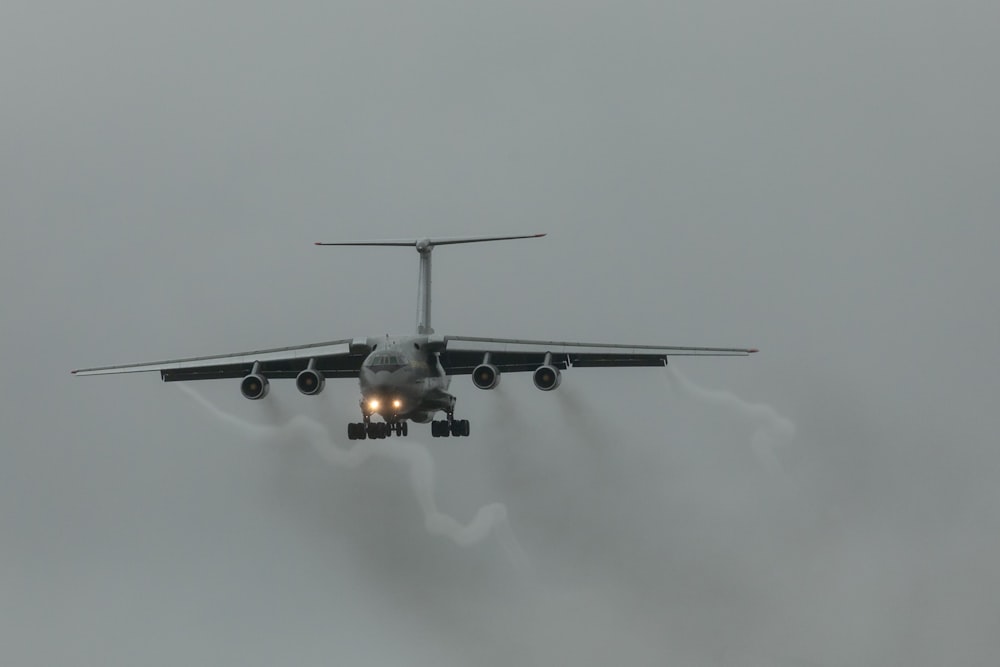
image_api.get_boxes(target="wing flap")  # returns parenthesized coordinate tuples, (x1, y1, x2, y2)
(569, 356, 668, 368)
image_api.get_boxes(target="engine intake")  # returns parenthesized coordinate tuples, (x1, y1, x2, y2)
(472, 363, 500, 390)
(532, 365, 561, 391)
(296, 368, 325, 395)
(240, 373, 270, 400)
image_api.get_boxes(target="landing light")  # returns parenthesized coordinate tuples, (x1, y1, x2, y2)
(392, 399, 402, 409)
(368, 399, 380, 410)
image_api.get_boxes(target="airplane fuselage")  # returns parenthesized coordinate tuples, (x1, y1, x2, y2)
(358, 336, 454, 424)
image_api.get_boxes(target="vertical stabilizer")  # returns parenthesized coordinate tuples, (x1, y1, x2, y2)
(416, 243, 433, 334)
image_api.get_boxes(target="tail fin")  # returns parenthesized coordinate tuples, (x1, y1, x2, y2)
(315, 234, 546, 334)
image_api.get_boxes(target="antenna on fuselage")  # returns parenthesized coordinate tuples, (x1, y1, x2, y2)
(315, 234, 546, 334)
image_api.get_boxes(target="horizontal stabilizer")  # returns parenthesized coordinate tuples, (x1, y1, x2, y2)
(315, 233, 545, 248)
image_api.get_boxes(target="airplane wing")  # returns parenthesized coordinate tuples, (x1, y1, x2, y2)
(435, 336, 757, 374)
(71, 338, 367, 382)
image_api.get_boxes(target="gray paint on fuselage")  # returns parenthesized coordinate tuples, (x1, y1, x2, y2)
(358, 336, 453, 421)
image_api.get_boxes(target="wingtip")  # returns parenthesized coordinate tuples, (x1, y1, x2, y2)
(749, 348, 759, 354)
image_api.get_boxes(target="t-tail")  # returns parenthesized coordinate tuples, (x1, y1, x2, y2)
(315, 234, 546, 334)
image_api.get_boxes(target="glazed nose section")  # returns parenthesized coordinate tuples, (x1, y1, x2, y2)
(365, 351, 407, 372)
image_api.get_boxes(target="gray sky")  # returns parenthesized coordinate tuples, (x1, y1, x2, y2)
(3, 1, 999, 665)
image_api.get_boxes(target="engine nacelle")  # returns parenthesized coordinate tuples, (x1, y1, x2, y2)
(472, 363, 501, 390)
(532, 365, 561, 391)
(240, 373, 270, 400)
(295, 368, 325, 395)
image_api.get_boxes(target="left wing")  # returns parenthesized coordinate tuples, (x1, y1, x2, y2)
(435, 335, 757, 374)
(72, 338, 368, 382)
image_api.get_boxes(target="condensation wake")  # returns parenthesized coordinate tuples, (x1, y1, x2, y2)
(176, 384, 528, 568)
(663, 367, 796, 472)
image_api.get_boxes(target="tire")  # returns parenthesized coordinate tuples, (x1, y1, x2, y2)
(461, 419, 470, 437)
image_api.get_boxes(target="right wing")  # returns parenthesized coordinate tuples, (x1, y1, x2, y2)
(72, 338, 368, 382)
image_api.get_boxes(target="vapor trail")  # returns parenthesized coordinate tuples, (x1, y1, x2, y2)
(663, 367, 796, 471)
(177, 384, 528, 568)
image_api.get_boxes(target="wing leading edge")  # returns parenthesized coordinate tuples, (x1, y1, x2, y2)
(436, 335, 757, 375)
(71, 339, 366, 382)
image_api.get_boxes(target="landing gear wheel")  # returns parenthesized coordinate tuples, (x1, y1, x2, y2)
(401, 421, 408, 437)
(447, 419, 471, 437)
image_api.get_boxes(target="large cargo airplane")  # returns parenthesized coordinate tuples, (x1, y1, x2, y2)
(73, 234, 757, 439)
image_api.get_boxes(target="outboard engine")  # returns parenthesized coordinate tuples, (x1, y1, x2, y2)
(240, 373, 270, 400)
(472, 363, 501, 390)
(295, 367, 325, 395)
(532, 364, 561, 391)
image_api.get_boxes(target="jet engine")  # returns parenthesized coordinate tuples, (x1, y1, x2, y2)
(295, 368, 325, 395)
(472, 363, 501, 390)
(532, 364, 561, 391)
(240, 373, 270, 400)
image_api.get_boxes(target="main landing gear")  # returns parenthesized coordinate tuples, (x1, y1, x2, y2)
(347, 419, 408, 440)
(431, 414, 471, 438)
(346, 414, 470, 440)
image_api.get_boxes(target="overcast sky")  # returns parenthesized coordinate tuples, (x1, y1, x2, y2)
(3, 1, 999, 665)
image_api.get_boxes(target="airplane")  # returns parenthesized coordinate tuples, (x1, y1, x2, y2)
(72, 234, 757, 439)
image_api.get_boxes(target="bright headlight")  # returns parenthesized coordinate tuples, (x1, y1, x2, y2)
(368, 399, 380, 410)
(392, 399, 402, 409)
